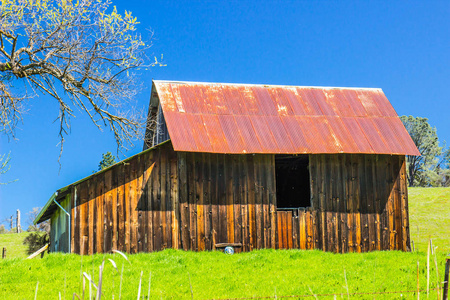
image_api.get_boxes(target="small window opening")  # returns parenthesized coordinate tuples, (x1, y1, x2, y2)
(275, 155, 311, 208)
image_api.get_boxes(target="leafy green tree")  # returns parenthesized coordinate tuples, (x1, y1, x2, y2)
(98, 151, 116, 170)
(441, 148, 450, 187)
(400, 116, 443, 186)
(0, 0, 161, 153)
(0, 151, 17, 185)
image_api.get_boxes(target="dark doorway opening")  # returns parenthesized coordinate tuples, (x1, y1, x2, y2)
(275, 155, 311, 208)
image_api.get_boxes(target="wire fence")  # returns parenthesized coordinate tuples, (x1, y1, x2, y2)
(204, 287, 441, 300)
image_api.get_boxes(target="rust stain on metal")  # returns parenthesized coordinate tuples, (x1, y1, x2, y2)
(153, 81, 420, 156)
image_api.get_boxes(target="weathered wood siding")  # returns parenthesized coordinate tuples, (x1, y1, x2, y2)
(178, 152, 277, 252)
(69, 143, 408, 254)
(277, 154, 410, 252)
(50, 195, 71, 253)
(70, 142, 178, 254)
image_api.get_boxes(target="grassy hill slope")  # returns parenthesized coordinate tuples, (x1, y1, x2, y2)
(0, 187, 448, 299)
(409, 187, 450, 253)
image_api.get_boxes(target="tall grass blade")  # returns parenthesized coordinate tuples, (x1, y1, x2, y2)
(112, 250, 130, 264)
(119, 264, 124, 300)
(34, 281, 39, 300)
(72, 293, 81, 300)
(137, 270, 143, 300)
(433, 247, 440, 299)
(82, 272, 98, 290)
(108, 258, 119, 272)
(417, 261, 420, 300)
(307, 286, 319, 300)
(147, 272, 152, 300)
(82, 276, 85, 300)
(344, 269, 350, 300)
(427, 239, 430, 299)
(188, 273, 194, 300)
(96, 260, 105, 300)
(80, 253, 83, 297)
(59, 291, 62, 300)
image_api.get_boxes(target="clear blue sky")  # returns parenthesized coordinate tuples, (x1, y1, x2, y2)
(1, 1, 449, 225)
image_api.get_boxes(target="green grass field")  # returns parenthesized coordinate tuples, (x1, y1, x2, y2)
(0, 232, 30, 259)
(0, 187, 449, 299)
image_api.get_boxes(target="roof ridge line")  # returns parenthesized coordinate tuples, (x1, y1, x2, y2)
(152, 80, 383, 91)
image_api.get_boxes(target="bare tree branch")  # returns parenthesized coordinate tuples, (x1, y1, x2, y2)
(0, 0, 163, 160)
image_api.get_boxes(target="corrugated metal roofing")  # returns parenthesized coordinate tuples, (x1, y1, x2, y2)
(152, 80, 420, 156)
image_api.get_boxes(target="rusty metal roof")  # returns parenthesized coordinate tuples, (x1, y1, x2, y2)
(152, 80, 420, 155)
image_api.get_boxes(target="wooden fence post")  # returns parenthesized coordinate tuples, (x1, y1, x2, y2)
(16, 209, 21, 233)
(443, 258, 450, 300)
(2, 247, 6, 259)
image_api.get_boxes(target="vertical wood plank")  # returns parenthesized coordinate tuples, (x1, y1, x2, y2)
(196, 153, 205, 251)
(399, 156, 410, 251)
(247, 155, 256, 251)
(339, 155, 348, 253)
(358, 155, 369, 252)
(95, 174, 104, 254)
(160, 150, 168, 249)
(104, 170, 113, 253)
(88, 179, 95, 255)
(210, 154, 219, 250)
(218, 154, 227, 245)
(297, 210, 304, 250)
(178, 152, 189, 251)
(287, 211, 293, 249)
(171, 151, 180, 250)
(333, 155, 341, 254)
(146, 152, 155, 252)
(268, 155, 277, 249)
(232, 155, 242, 248)
(240, 155, 249, 251)
(372, 155, 381, 251)
(129, 158, 138, 253)
(71, 189, 77, 253)
(152, 150, 162, 251)
(124, 159, 131, 253)
(116, 163, 125, 252)
(187, 153, 197, 250)
(136, 155, 144, 252)
(225, 155, 234, 245)
(318, 155, 326, 251)
(393, 156, 401, 250)
(365, 155, 376, 251)
(292, 211, 299, 249)
(140, 154, 148, 252)
(379, 155, 389, 250)
(277, 212, 282, 249)
(111, 166, 118, 251)
(387, 156, 395, 250)
(263, 155, 270, 249)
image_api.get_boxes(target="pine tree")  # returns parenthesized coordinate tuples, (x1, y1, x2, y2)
(98, 152, 117, 171)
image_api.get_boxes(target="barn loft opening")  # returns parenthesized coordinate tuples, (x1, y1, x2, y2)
(144, 88, 170, 149)
(275, 155, 311, 208)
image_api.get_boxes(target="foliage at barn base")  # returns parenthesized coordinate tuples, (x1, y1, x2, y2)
(23, 231, 49, 255)
(400, 115, 450, 187)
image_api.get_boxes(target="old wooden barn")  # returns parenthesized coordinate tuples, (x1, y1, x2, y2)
(35, 80, 420, 255)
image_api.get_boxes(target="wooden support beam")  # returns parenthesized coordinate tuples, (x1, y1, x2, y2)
(26, 244, 49, 259)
